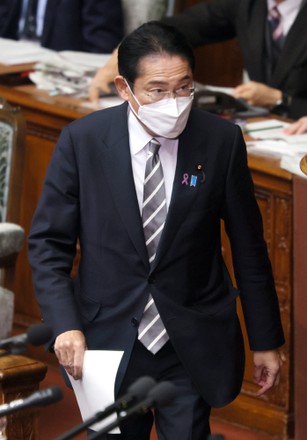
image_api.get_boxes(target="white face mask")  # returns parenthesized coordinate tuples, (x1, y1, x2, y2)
(127, 84, 194, 139)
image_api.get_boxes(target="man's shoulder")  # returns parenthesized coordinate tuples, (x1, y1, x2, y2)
(68, 102, 128, 132)
(188, 107, 239, 133)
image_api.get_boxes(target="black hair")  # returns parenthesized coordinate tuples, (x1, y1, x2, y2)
(118, 21, 195, 84)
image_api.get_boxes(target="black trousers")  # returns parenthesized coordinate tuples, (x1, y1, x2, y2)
(88, 339, 211, 440)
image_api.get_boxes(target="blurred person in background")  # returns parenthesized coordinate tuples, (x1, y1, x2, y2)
(89, 0, 307, 119)
(0, 0, 123, 53)
(121, 0, 168, 34)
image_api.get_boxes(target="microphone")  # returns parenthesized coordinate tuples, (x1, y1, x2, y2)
(56, 376, 157, 440)
(0, 386, 63, 417)
(0, 323, 53, 355)
(88, 381, 177, 440)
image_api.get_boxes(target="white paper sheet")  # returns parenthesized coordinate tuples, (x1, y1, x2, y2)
(280, 154, 307, 178)
(81, 96, 124, 110)
(68, 350, 124, 434)
(0, 38, 53, 64)
(0, 38, 111, 68)
(245, 119, 307, 145)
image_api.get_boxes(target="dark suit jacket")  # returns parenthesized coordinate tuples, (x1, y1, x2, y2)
(0, 0, 123, 53)
(163, 0, 307, 118)
(28, 103, 284, 407)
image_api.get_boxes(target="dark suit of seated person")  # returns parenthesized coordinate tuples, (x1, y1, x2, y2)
(0, 0, 124, 53)
(89, 0, 307, 118)
(162, 0, 307, 119)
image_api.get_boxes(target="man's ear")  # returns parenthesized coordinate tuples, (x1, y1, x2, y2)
(114, 76, 130, 101)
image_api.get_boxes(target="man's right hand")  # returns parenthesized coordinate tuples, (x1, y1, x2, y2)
(88, 48, 119, 104)
(54, 330, 87, 380)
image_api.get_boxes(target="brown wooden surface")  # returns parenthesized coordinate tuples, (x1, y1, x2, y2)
(0, 353, 47, 440)
(215, 153, 294, 440)
(0, 62, 301, 439)
(293, 176, 307, 440)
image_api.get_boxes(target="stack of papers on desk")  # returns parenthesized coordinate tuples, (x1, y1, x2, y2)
(0, 38, 111, 97)
(0, 38, 53, 64)
(30, 50, 111, 97)
(245, 119, 307, 178)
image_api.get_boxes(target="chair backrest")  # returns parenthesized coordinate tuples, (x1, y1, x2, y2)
(0, 99, 26, 338)
(121, 0, 171, 35)
(0, 97, 26, 224)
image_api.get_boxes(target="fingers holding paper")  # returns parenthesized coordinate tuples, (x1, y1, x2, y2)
(54, 330, 87, 380)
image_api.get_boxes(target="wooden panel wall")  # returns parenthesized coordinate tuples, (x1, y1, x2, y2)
(216, 167, 294, 439)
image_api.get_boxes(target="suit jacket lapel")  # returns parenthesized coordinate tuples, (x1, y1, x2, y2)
(245, 0, 268, 81)
(153, 121, 207, 269)
(41, 0, 59, 43)
(98, 103, 149, 267)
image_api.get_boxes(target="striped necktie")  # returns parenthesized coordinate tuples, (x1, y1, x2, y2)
(138, 138, 169, 354)
(20, 0, 39, 40)
(268, 5, 284, 48)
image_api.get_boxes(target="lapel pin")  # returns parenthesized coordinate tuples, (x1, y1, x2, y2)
(181, 173, 198, 187)
(195, 164, 206, 183)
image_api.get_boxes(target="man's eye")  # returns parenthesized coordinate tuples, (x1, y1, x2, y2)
(177, 86, 188, 92)
(152, 89, 164, 95)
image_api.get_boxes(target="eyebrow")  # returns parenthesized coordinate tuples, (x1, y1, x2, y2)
(145, 75, 192, 86)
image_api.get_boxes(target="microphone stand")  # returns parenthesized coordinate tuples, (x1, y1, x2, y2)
(87, 401, 151, 440)
(88, 382, 176, 440)
(56, 404, 120, 440)
(56, 376, 156, 440)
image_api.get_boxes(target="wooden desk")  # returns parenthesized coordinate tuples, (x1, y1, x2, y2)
(0, 353, 47, 440)
(0, 80, 305, 440)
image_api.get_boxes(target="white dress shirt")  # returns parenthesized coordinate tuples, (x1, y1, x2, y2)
(267, 0, 303, 36)
(127, 108, 178, 215)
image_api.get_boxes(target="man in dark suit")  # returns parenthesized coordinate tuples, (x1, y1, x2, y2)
(89, 0, 307, 118)
(28, 21, 285, 440)
(0, 0, 123, 53)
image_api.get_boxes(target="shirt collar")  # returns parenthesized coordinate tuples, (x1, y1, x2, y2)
(128, 106, 153, 156)
(267, 0, 303, 15)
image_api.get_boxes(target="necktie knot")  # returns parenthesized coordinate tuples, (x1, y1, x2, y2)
(270, 5, 281, 21)
(148, 138, 160, 156)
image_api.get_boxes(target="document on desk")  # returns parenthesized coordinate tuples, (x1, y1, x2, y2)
(0, 38, 53, 64)
(0, 38, 112, 96)
(246, 119, 307, 148)
(68, 350, 124, 434)
(0, 38, 111, 67)
(245, 119, 307, 177)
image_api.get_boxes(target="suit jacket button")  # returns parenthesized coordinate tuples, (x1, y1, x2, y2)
(131, 317, 139, 327)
